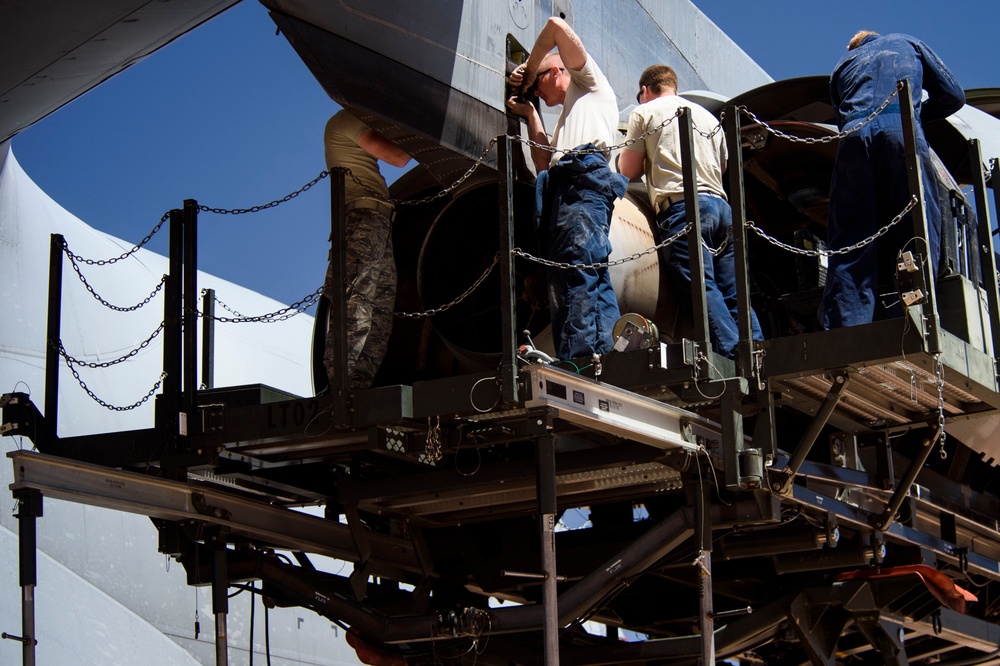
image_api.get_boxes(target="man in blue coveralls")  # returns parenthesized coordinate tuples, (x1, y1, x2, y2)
(820, 30, 965, 329)
(505, 17, 627, 360)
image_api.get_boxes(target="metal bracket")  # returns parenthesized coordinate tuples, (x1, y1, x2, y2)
(199, 403, 226, 434)
(191, 492, 231, 521)
(772, 371, 851, 496)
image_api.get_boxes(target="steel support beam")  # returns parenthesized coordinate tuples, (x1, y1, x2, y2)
(969, 143, 1000, 360)
(498, 134, 518, 404)
(678, 107, 710, 351)
(213, 543, 229, 666)
(201, 288, 215, 390)
(14, 489, 41, 666)
(695, 476, 715, 665)
(773, 371, 851, 494)
(876, 425, 942, 531)
(899, 79, 940, 354)
(537, 430, 559, 665)
(724, 105, 755, 376)
(6, 450, 422, 574)
(183, 199, 199, 425)
(328, 167, 351, 425)
(162, 208, 184, 464)
(43, 235, 63, 441)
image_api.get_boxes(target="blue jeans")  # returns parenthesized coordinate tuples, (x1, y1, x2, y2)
(535, 147, 628, 359)
(657, 194, 763, 358)
(820, 120, 942, 328)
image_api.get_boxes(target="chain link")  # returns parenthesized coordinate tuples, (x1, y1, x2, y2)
(513, 222, 692, 270)
(58, 324, 164, 369)
(738, 83, 901, 145)
(935, 354, 948, 459)
(339, 139, 501, 206)
(747, 195, 918, 258)
(59, 349, 166, 412)
(339, 108, 719, 206)
(395, 253, 500, 319)
(197, 171, 330, 215)
(200, 287, 324, 323)
(64, 246, 167, 311)
(519, 109, 689, 157)
(62, 214, 169, 266)
(424, 416, 443, 462)
(706, 227, 732, 257)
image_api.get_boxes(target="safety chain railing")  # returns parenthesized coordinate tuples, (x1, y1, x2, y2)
(513, 222, 692, 270)
(748, 195, 919, 258)
(396, 253, 501, 319)
(196, 171, 330, 215)
(57, 331, 167, 411)
(343, 140, 500, 205)
(46, 81, 938, 412)
(199, 287, 324, 323)
(57, 324, 165, 370)
(739, 84, 902, 145)
(61, 213, 169, 266)
(340, 108, 693, 204)
(934, 353, 948, 460)
(55, 228, 171, 410)
(63, 246, 168, 312)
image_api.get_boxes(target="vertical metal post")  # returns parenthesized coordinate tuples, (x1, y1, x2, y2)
(44, 235, 64, 440)
(720, 379, 747, 490)
(724, 106, 755, 374)
(182, 200, 199, 423)
(15, 489, 42, 666)
(694, 476, 715, 666)
(678, 108, 710, 349)
(969, 145, 1000, 358)
(162, 210, 184, 453)
(201, 289, 215, 390)
(536, 431, 559, 665)
(993, 159, 1000, 237)
(899, 79, 941, 353)
(212, 545, 229, 666)
(498, 135, 519, 403)
(329, 168, 351, 425)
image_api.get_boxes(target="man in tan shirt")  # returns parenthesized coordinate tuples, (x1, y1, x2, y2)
(619, 65, 762, 358)
(323, 109, 410, 390)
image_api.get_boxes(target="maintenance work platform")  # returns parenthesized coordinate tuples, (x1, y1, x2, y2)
(5, 3, 1000, 666)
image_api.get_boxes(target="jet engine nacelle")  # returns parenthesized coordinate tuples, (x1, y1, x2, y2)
(313, 173, 673, 391)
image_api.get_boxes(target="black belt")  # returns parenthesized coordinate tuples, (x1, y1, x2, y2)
(665, 191, 719, 208)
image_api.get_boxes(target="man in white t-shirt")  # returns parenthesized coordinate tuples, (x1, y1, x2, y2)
(619, 65, 762, 359)
(506, 17, 626, 360)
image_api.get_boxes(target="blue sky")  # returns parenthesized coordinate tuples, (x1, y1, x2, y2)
(11, 0, 1000, 306)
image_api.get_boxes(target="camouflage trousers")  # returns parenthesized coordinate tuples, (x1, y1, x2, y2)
(323, 207, 396, 391)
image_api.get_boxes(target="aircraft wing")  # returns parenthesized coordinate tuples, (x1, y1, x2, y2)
(0, 0, 240, 145)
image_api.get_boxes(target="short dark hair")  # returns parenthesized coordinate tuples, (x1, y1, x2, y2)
(638, 65, 678, 95)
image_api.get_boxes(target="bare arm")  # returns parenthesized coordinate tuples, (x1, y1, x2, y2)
(519, 17, 587, 90)
(506, 96, 552, 173)
(358, 129, 411, 168)
(618, 149, 645, 181)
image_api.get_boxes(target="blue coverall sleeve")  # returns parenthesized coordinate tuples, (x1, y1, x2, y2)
(915, 39, 965, 122)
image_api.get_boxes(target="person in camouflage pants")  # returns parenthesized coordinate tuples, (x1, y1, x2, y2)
(323, 109, 411, 390)
(324, 206, 396, 390)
